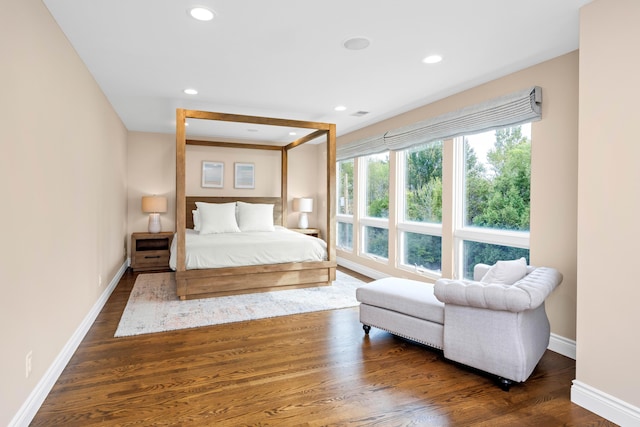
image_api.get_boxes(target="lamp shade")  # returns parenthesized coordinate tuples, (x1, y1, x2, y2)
(294, 197, 313, 213)
(141, 196, 167, 213)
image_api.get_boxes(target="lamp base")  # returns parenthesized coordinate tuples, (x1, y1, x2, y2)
(148, 213, 162, 233)
(298, 212, 309, 229)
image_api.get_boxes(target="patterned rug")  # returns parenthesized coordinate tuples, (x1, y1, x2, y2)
(114, 270, 365, 337)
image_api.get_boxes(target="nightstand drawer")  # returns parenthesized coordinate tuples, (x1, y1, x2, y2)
(134, 250, 170, 267)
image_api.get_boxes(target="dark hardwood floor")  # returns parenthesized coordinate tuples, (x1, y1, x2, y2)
(31, 268, 615, 426)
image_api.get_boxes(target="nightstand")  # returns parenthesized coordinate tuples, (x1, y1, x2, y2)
(130, 232, 173, 272)
(289, 228, 320, 238)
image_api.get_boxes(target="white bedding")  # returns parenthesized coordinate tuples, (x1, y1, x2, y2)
(170, 226, 327, 270)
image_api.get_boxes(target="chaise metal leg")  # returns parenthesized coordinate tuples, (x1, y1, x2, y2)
(363, 324, 371, 334)
(498, 377, 513, 391)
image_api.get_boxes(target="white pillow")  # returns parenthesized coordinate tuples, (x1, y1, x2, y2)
(236, 201, 275, 232)
(192, 209, 200, 231)
(195, 202, 240, 234)
(480, 257, 527, 285)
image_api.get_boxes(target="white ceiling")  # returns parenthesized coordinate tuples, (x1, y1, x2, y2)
(43, 0, 591, 143)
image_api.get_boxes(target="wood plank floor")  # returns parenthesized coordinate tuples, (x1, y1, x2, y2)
(31, 268, 615, 426)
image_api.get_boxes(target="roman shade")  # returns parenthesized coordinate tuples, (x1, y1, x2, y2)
(336, 134, 386, 161)
(337, 86, 542, 160)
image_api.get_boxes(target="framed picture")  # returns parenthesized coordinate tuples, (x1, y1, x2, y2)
(234, 162, 255, 189)
(202, 161, 224, 188)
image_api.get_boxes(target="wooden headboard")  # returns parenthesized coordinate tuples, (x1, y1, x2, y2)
(185, 196, 283, 229)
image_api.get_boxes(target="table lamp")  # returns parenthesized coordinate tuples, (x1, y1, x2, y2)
(141, 195, 167, 233)
(294, 197, 313, 229)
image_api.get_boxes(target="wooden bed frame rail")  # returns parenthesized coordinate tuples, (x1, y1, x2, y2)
(176, 261, 336, 299)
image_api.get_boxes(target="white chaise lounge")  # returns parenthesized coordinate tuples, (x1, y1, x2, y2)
(356, 260, 563, 390)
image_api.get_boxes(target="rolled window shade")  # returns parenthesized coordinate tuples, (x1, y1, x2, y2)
(336, 86, 541, 160)
(384, 86, 542, 151)
(336, 134, 386, 161)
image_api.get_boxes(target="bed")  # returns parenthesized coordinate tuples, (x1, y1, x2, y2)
(174, 110, 337, 300)
(169, 227, 327, 271)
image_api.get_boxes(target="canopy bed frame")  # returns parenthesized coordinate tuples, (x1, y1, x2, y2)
(175, 109, 337, 300)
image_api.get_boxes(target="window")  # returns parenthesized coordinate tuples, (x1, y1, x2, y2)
(361, 153, 389, 259)
(364, 153, 389, 219)
(364, 226, 388, 258)
(336, 121, 533, 282)
(402, 232, 442, 272)
(337, 222, 353, 251)
(456, 124, 531, 279)
(398, 142, 443, 274)
(336, 159, 354, 250)
(337, 159, 354, 216)
(463, 126, 531, 231)
(403, 142, 443, 224)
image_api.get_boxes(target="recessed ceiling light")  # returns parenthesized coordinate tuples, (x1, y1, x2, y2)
(289, 131, 297, 136)
(183, 88, 198, 95)
(334, 105, 347, 112)
(343, 37, 370, 51)
(422, 54, 443, 64)
(189, 7, 214, 21)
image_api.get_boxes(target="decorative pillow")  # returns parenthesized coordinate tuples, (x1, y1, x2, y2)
(195, 201, 240, 234)
(480, 257, 528, 285)
(236, 201, 275, 232)
(192, 209, 200, 231)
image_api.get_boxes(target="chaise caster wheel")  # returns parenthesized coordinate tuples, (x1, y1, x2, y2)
(498, 377, 513, 391)
(363, 325, 371, 334)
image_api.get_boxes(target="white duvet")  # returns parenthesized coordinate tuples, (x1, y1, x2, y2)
(169, 226, 327, 270)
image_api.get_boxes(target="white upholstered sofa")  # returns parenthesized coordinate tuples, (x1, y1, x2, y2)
(356, 259, 563, 390)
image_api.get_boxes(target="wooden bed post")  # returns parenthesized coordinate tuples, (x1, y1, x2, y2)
(175, 109, 187, 298)
(281, 147, 288, 227)
(327, 124, 337, 280)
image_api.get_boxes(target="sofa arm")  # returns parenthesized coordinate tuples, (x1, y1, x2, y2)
(434, 267, 563, 312)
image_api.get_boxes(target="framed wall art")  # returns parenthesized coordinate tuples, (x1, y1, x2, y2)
(234, 162, 255, 189)
(201, 161, 224, 188)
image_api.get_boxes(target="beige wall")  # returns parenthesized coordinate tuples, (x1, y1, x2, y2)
(127, 132, 176, 238)
(288, 144, 324, 230)
(337, 52, 579, 341)
(0, 0, 128, 424)
(185, 145, 281, 198)
(577, 0, 640, 409)
(127, 134, 323, 249)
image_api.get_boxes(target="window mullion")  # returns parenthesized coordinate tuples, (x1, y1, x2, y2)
(397, 221, 442, 236)
(452, 137, 466, 278)
(455, 227, 530, 249)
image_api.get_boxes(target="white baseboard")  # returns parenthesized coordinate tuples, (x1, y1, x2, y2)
(548, 333, 576, 360)
(337, 257, 389, 280)
(9, 261, 128, 427)
(572, 380, 640, 426)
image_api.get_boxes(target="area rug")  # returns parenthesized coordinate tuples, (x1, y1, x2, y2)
(114, 270, 365, 337)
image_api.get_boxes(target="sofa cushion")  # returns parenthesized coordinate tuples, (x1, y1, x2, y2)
(356, 278, 444, 324)
(481, 257, 527, 285)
